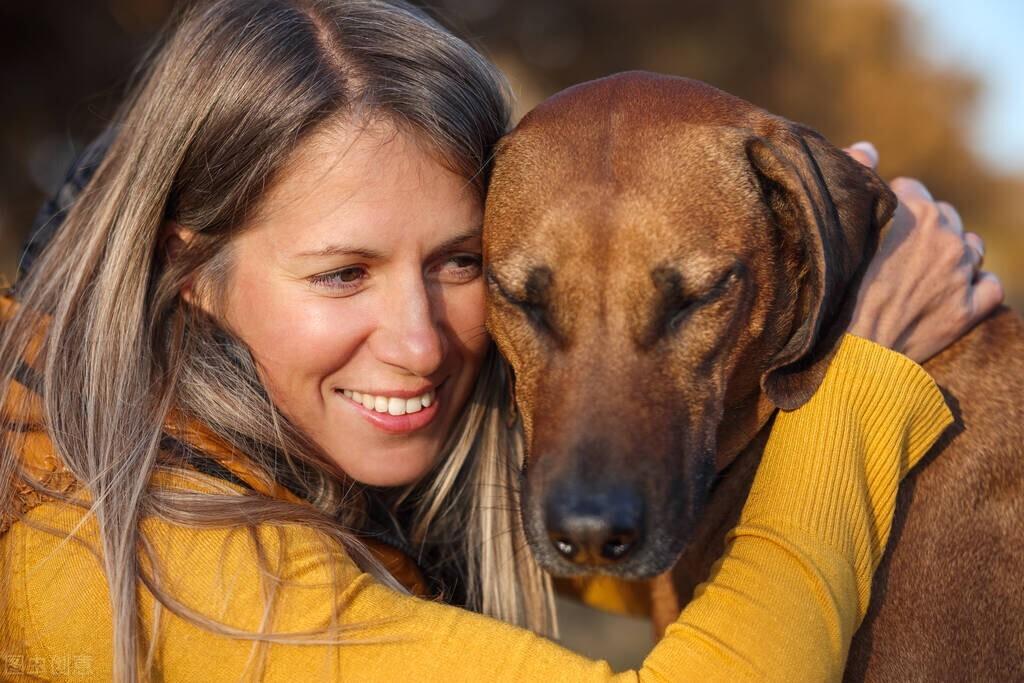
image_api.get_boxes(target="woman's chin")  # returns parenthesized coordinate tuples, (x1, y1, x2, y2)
(325, 446, 440, 488)
(351, 468, 434, 488)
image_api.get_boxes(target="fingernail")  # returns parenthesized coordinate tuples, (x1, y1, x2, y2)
(850, 141, 879, 162)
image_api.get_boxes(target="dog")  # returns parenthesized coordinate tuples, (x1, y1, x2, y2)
(483, 71, 1023, 680)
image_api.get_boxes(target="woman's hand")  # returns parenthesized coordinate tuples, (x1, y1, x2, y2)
(844, 142, 1004, 363)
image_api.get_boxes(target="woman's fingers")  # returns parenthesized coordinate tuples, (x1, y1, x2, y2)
(936, 200, 964, 236)
(849, 172, 1005, 363)
(965, 232, 985, 268)
(964, 243, 983, 275)
(971, 271, 1005, 323)
(844, 141, 879, 170)
(890, 176, 934, 204)
(962, 233, 984, 274)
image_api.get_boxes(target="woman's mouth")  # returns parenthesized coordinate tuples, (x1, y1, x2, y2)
(341, 387, 435, 415)
(336, 384, 442, 434)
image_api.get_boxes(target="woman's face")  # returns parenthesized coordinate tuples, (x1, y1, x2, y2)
(215, 122, 488, 486)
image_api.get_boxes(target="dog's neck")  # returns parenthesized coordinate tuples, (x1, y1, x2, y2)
(714, 391, 778, 472)
(654, 410, 776, 635)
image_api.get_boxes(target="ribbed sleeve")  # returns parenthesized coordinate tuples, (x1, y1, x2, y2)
(644, 334, 953, 681)
(740, 333, 953, 612)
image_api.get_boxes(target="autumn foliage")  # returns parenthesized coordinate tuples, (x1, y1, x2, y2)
(1, 0, 1019, 303)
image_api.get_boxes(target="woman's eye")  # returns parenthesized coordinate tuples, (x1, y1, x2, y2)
(436, 253, 482, 282)
(309, 266, 368, 291)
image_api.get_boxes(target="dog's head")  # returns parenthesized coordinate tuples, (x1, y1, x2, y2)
(484, 72, 896, 578)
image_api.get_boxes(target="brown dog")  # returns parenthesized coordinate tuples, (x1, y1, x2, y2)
(484, 71, 1023, 679)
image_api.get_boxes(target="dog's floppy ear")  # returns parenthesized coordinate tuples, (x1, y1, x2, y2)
(747, 122, 897, 410)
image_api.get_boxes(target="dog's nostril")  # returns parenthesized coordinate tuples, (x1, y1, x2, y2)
(552, 537, 578, 559)
(544, 486, 645, 566)
(601, 533, 637, 561)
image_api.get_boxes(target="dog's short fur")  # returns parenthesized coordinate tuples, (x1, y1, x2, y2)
(484, 71, 1023, 680)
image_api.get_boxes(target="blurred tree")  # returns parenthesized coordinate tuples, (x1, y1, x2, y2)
(433, 0, 1023, 301)
(1, 0, 1019, 300)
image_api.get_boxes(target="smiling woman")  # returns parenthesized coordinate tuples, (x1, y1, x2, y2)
(0, 0, 1001, 681)
(199, 121, 490, 486)
(0, 0, 558, 676)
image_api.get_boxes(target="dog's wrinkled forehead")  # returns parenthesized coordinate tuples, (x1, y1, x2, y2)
(485, 71, 772, 266)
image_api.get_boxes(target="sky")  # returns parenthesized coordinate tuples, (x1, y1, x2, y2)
(899, 0, 1024, 173)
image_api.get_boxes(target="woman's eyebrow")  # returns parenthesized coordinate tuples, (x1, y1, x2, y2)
(293, 244, 384, 259)
(428, 226, 482, 258)
(292, 226, 480, 261)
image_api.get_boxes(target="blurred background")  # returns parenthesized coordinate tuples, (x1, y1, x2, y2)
(1, 0, 1019, 668)
(1, 0, 1021, 304)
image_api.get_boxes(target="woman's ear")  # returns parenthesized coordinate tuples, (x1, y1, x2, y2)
(160, 221, 198, 304)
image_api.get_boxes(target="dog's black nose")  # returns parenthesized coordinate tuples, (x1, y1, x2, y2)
(545, 486, 645, 566)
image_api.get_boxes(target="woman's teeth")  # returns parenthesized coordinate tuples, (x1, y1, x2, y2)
(341, 389, 435, 416)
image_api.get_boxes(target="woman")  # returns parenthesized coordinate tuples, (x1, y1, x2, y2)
(0, 0, 1001, 680)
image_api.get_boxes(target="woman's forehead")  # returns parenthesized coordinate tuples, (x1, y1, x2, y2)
(239, 121, 482, 258)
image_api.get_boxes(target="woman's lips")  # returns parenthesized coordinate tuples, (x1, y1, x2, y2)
(337, 383, 443, 434)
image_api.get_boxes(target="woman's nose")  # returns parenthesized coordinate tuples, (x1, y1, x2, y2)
(372, 281, 447, 377)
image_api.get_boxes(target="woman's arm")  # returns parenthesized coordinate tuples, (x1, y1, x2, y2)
(7, 336, 948, 682)
(657, 334, 951, 680)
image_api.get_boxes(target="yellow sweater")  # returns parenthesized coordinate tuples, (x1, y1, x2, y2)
(0, 335, 952, 681)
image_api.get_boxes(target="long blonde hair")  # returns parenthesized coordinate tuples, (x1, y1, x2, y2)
(0, 1, 554, 679)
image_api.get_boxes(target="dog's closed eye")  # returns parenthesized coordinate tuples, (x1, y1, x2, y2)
(487, 266, 561, 341)
(652, 267, 697, 335)
(648, 263, 743, 341)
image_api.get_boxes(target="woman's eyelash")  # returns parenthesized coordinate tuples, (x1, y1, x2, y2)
(309, 266, 367, 289)
(438, 253, 483, 280)
(444, 254, 482, 268)
(308, 253, 482, 291)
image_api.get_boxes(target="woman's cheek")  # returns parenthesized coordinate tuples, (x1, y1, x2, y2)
(241, 290, 370, 398)
(447, 280, 489, 354)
